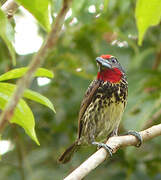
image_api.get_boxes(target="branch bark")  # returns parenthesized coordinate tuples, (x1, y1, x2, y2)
(64, 124, 161, 180)
(0, 0, 72, 131)
(1, 0, 19, 19)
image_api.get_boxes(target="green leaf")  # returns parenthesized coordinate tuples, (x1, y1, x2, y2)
(0, 90, 39, 145)
(0, 67, 54, 81)
(15, 0, 51, 32)
(0, 82, 55, 113)
(0, 9, 16, 65)
(135, 0, 161, 45)
(24, 89, 56, 113)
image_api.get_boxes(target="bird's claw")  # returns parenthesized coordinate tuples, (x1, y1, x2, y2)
(92, 142, 113, 157)
(125, 131, 142, 147)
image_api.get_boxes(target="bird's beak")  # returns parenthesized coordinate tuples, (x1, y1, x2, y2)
(96, 57, 112, 69)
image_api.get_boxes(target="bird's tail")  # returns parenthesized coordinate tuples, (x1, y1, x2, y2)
(58, 141, 79, 164)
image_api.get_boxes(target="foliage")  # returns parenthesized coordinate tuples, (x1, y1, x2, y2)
(0, 0, 161, 179)
(135, 0, 161, 45)
(0, 68, 55, 144)
(15, 0, 51, 31)
(0, 8, 15, 65)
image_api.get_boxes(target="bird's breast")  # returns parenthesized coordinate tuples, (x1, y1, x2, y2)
(80, 80, 128, 144)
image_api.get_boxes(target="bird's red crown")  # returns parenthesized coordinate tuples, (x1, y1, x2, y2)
(100, 54, 112, 59)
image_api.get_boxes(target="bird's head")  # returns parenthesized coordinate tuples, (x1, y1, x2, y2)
(96, 54, 126, 83)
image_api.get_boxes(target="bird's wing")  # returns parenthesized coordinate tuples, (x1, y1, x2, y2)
(78, 79, 101, 139)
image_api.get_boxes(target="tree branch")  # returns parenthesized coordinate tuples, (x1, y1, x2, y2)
(0, 0, 72, 131)
(64, 124, 161, 180)
(1, 0, 19, 19)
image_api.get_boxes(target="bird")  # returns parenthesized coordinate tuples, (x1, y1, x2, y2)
(58, 54, 141, 164)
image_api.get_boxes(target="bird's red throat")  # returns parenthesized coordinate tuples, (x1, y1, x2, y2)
(97, 68, 122, 83)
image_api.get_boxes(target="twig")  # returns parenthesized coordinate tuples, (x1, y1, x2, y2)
(0, 0, 72, 131)
(1, 0, 19, 19)
(64, 124, 161, 180)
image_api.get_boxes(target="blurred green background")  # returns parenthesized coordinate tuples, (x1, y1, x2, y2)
(0, 0, 161, 179)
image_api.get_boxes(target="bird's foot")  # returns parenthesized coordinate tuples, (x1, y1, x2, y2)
(92, 142, 113, 157)
(124, 131, 142, 147)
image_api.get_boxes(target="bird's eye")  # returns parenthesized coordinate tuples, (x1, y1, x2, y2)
(111, 58, 117, 64)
